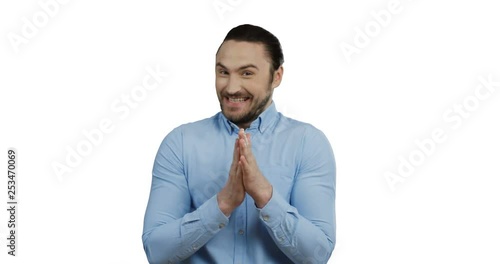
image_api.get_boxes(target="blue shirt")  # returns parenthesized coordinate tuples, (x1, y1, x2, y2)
(142, 102, 336, 264)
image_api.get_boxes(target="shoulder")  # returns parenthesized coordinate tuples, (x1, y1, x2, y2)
(276, 113, 328, 142)
(161, 113, 221, 144)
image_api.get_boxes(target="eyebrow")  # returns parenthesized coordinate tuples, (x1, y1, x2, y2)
(216, 62, 259, 71)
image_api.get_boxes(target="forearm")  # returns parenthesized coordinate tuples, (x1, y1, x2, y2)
(259, 193, 335, 264)
(142, 195, 228, 264)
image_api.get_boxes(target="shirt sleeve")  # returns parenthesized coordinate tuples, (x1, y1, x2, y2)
(142, 127, 229, 264)
(258, 126, 336, 264)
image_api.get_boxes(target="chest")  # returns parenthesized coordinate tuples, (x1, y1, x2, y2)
(184, 132, 299, 208)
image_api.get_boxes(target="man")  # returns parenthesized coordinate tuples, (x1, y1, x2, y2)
(142, 24, 336, 264)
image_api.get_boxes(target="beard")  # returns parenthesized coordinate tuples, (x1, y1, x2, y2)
(219, 89, 273, 127)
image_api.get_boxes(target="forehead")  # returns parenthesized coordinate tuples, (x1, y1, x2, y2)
(216, 40, 270, 68)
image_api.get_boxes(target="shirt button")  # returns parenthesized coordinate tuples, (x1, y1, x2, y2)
(263, 215, 270, 221)
(219, 223, 225, 229)
(238, 229, 244, 235)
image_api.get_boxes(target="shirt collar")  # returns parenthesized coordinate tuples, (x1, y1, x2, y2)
(220, 101, 279, 135)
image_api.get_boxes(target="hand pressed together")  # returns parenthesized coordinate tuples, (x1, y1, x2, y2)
(217, 129, 273, 216)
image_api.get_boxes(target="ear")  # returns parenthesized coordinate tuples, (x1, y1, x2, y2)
(271, 65, 284, 89)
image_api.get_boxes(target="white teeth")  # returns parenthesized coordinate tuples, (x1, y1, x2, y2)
(229, 97, 247, 102)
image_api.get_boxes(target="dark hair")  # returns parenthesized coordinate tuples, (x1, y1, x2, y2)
(217, 24, 284, 74)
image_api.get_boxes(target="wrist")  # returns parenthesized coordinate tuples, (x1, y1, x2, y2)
(254, 185, 273, 209)
(217, 193, 235, 217)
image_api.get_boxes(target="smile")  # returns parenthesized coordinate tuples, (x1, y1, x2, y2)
(228, 97, 249, 102)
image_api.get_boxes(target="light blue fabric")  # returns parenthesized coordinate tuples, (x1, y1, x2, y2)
(142, 102, 336, 264)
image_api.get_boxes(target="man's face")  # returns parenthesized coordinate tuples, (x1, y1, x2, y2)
(216, 40, 282, 128)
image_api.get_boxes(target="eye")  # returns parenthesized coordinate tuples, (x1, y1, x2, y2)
(242, 71, 253, 76)
(218, 69, 228, 75)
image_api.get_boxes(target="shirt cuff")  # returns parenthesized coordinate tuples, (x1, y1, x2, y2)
(198, 194, 230, 234)
(257, 191, 290, 228)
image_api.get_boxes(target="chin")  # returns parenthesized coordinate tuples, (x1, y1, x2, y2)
(225, 113, 246, 123)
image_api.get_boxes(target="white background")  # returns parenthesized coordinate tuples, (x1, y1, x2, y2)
(1, 0, 500, 263)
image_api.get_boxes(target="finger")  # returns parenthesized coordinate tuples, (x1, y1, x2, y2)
(238, 137, 247, 152)
(232, 138, 240, 162)
(230, 139, 240, 173)
(236, 160, 242, 177)
(239, 136, 255, 164)
(237, 160, 245, 185)
(245, 133, 251, 147)
(237, 130, 247, 152)
(239, 154, 250, 176)
(238, 128, 249, 146)
(237, 129, 248, 148)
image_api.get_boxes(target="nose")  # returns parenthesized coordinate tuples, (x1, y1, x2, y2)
(225, 75, 241, 94)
